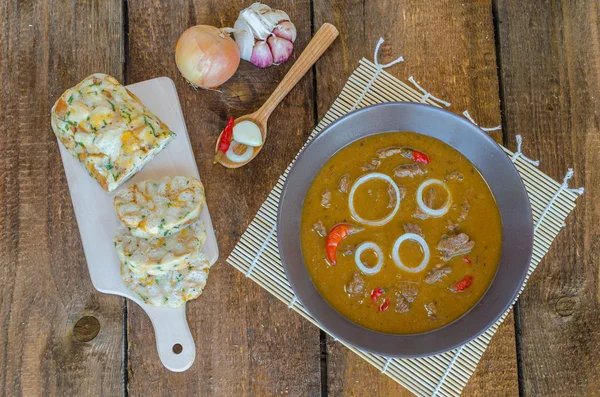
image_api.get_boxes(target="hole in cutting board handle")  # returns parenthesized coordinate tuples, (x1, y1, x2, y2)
(172, 343, 183, 354)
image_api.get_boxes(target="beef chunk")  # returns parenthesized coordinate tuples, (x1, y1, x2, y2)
(394, 293, 411, 313)
(445, 171, 464, 182)
(403, 223, 423, 237)
(437, 233, 475, 261)
(377, 146, 405, 159)
(424, 265, 452, 284)
(424, 302, 437, 319)
(376, 146, 417, 160)
(412, 208, 430, 220)
(338, 173, 351, 193)
(393, 163, 426, 178)
(446, 220, 460, 231)
(361, 158, 381, 171)
(398, 282, 419, 302)
(342, 245, 355, 256)
(345, 272, 366, 298)
(457, 200, 470, 222)
(312, 221, 326, 237)
(321, 189, 332, 208)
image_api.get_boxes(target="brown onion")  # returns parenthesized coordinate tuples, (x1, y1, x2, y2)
(175, 25, 240, 89)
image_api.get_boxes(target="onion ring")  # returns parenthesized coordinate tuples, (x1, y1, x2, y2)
(226, 140, 254, 163)
(354, 242, 384, 275)
(416, 179, 452, 217)
(392, 233, 430, 273)
(348, 173, 400, 227)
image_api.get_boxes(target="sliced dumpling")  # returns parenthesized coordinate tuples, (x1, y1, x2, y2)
(114, 176, 205, 238)
(120, 251, 211, 307)
(114, 219, 206, 276)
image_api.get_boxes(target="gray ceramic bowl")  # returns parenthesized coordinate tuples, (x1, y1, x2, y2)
(277, 102, 534, 357)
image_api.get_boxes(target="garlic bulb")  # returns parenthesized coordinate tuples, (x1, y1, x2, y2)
(232, 3, 297, 68)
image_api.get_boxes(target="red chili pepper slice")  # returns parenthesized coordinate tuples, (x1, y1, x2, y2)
(378, 297, 390, 312)
(463, 256, 472, 264)
(218, 116, 235, 153)
(325, 223, 364, 265)
(412, 150, 429, 164)
(449, 275, 473, 292)
(370, 287, 384, 304)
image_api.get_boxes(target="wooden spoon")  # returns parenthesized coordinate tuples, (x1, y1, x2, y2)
(215, 23, 339, 168)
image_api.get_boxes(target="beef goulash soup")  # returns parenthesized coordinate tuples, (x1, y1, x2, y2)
(300, 132, 502, 334)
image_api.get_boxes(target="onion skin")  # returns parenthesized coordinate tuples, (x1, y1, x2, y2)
(267, 35, 294, 65)
(175, 25, 240, 89)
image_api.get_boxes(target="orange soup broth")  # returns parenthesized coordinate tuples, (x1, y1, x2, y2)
(300, 132, 502, 334)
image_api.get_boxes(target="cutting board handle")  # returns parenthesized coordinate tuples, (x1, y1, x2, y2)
(144, 305, 196, 372)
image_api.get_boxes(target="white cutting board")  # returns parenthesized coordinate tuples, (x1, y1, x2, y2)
(57, 76, 219, 372)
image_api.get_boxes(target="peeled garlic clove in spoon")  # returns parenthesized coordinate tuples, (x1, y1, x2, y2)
(232, 121, 263, 147)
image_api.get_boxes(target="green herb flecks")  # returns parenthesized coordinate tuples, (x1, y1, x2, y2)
(121, 109, 132, 123)
(107, 99, 115, 111)
(67, 94, 74, 105)
(158, 219, 165, 230)
(106, 162, 114, 170)
(144, 116, 157, 137)
(76, 141, 85, 147)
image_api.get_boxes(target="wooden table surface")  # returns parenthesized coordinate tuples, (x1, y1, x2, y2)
(1, 1, 598, 396)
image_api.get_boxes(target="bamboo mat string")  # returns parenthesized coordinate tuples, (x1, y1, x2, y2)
(462, 110, 502, 132)
(288, 295, 298, 308)
(534, 168, 584, 234)
(351, 38, 403, 111)
(245, 225, 276, 277)
(408, 76, 451, 106)
(432, 346, 464, 397)
(381, 357, 393, 374)
(511, 135, 540, 166)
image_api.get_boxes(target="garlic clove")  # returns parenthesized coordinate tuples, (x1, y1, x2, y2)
(273, 21, 297, 43)
(262, 9, 290, 26)
(232, 120, 263, 147)
(250, 40, 274, 68)
(267, 35, 293, 65)
(233, 18, 255, 61)
(240, 8, 273, 40)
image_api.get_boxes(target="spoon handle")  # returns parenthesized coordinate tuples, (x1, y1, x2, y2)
(255, 23, 339, 120)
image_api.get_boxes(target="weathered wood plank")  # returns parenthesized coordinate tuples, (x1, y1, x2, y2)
(313, 0, 519, 395)
(125, 1, 321, 395)
(0, 1, 124, 396)
(496, 0, 600, 395)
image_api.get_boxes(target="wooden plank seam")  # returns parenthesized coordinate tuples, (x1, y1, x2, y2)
(226, 52, 585, 397)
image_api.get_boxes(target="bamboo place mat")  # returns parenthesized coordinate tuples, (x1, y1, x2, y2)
(227, 57, 584, 397)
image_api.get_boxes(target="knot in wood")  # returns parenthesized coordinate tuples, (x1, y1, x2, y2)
(555, 296, 578, 317)
(73, 316, 100, 342)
